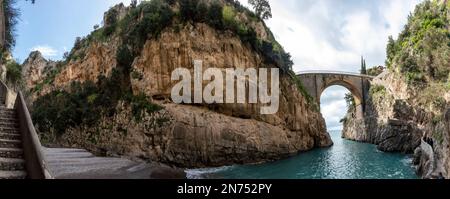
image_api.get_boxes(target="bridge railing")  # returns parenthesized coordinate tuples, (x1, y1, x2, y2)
(296, 70, 375, 78)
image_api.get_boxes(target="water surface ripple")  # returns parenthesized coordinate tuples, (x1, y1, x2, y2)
(187, 130, 418, 179)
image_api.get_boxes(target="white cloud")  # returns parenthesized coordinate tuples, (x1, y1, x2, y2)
(321, 86, 349, 130)
(30, 45, 58, 58)
(340, 11, 380, 55)
(259, 0, 423, 73)
(381, 0, 422, 40)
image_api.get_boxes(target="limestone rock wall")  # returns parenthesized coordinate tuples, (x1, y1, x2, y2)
(54, 101, 330, 168)
(54, 40, 120, 87)
(27, 23, 332, 167)
(21, 51, 56, 89)
(342, 71, 450, 178)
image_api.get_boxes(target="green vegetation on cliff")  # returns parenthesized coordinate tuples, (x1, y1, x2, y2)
(1, 0, 19, 51)
(375, 0, 450, 156)
(1, 53, 23, 88)
(1, 0, 21, 88)
(32, 68, 163, 135)
(85, 0, 293, 72)
(386, 0, 449, 85)
(369, 84, 387, 103)
(366, 66, 385, 77)
(5, 59, 21, 84)
(384, 0, 449, 114)
(31, 0, 314, 136)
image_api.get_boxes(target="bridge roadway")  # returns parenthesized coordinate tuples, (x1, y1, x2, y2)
(296, 70, 375, 79)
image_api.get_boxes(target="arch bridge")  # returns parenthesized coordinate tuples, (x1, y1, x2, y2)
(296, 70, 374, 118)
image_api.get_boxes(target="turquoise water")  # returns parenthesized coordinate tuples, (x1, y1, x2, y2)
(187, 130, 418, 179)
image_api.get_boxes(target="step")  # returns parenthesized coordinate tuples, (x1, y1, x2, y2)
(0, 110, 16, 114)
(0, 133, 20, 140)
(0, 113, 16, 117)
(0, 118, 17, 122)
(0, 129, 20, 134)
(0, 148, 23, 159)
(0, 122, 19, 128)
(0, 127, 20, 132)
(0, 118, 18, 122)
(0, 158, 25, 171)
(0, 108, 15, 112)
(0, 115, 17, 119)
(0, 116, 16, 120)
(0, 170, 27, 179)
(0, 139, 21, 148)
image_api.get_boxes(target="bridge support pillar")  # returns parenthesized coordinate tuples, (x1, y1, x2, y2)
(355, 104, 364, 120)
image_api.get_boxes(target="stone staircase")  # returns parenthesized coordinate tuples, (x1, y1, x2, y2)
(0, 105, 27, 179)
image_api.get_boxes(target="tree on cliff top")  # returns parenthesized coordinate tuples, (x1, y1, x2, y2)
(1, 0, 35, 50)
(248, 0, 272, 20)
(360, 56, 367, 75)
(1, 0, 20, 52)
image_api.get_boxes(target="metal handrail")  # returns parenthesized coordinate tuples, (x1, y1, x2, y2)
(296, 70, 375, 78)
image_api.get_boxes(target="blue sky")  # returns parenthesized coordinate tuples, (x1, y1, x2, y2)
(11, 0, 422, 130)
(13, 0, 131, 61)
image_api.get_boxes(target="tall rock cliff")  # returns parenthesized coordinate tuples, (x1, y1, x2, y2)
(23, 0, 332, 168)
(21, 51, 56, 91)
(343, 0, 450, 179)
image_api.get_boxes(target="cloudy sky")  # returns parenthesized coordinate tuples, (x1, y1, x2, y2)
(12, 0, 422, 130)
(254, 0, 422, 130)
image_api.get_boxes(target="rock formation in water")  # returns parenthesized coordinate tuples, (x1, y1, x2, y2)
(342, 0, 450, 179)
(22, 0, 332, 168)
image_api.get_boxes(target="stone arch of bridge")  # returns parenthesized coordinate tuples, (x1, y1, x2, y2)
(318, 79, 363, 107)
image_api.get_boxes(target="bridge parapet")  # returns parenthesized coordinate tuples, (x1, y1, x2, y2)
(296, 70, 374, 79)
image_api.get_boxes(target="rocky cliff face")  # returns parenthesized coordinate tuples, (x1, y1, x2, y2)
(24, 1, 332, 168)
(21, 51, 56, 91)
(343, 70, 449, 179)
(343, 72, 426, 153)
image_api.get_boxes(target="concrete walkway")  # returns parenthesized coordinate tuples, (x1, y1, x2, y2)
(43, 148, 186, 179)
